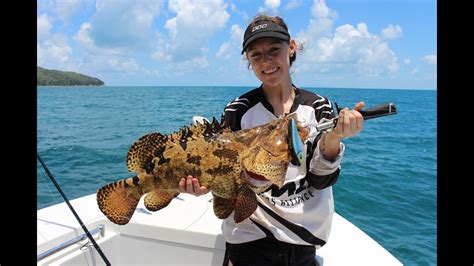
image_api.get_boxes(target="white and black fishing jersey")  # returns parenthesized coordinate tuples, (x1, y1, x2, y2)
(220, 85, 345, 249)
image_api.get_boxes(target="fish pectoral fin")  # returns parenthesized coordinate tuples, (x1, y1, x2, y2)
(212, 194, 236, 219)
(144, 190, 179, 212)
(233, 186, 258, 223)
(96, 176, 143, 225)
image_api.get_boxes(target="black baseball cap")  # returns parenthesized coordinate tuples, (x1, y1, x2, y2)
(241, 20, 290, 54)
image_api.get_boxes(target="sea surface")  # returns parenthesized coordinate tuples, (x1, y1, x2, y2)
(37, 86, 436, 265)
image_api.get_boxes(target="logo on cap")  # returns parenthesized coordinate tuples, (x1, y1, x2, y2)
(252, 24, 268, 32)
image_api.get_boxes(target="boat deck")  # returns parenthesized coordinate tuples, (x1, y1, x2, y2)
(37, 193, 402, 265)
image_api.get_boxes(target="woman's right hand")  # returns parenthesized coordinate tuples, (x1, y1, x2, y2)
(178, 175, 210, 196)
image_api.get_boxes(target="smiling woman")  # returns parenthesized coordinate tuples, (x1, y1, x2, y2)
(242, 15, 303, 71)
(37, 0, 436, 264)
(178, 13, 366, 266)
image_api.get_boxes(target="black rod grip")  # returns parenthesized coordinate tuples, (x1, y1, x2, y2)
(359, 103, 397, 120)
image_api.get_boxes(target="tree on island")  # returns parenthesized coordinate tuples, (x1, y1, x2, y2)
(37, 67, 105, 86)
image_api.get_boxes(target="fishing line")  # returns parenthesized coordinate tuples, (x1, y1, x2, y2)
(37, 152, 111, 266)
(37, 168, 62, 206)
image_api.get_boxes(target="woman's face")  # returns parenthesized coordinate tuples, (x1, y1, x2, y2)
(246, 37, 296, 87)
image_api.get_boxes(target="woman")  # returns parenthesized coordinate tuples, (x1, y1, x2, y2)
(179, 14, 364, 266)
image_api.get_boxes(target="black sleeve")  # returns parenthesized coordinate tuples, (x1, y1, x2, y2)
(221, 102, 241, 132)
(306, 168, 340, 189)
(220, 88, 259, 132)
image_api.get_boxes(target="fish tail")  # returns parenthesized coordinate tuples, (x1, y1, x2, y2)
(96, 175, 147, 225)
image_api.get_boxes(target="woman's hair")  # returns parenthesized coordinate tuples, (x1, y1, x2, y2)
(244, 14, 303, 68)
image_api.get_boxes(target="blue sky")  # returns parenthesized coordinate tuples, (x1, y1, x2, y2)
(37, 0, 436, 89)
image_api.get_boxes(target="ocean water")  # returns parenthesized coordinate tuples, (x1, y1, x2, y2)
(37, 86, 436, 265)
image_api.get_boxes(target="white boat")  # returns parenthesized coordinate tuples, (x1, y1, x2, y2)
(37, 192, 402, 265)
(38, 116, 402, 265)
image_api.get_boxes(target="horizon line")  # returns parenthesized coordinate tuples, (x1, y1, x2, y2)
(38, 85, 436, 91)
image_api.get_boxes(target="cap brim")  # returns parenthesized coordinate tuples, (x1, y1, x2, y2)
(241, 31, 290, 54)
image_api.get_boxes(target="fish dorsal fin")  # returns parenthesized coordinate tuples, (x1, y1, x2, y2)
(126, 117, 226, 173)
(187, 116, 224, 141)
(211, 117, 220, 129)
(126, 132, 167, 173)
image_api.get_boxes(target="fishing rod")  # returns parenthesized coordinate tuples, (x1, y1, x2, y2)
(37, 152, 111, 265)
(316, 102, 398, 132)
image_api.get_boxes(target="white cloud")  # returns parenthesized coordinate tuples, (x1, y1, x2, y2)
(296, 0, 338, 59)
(37, 12, 77, 70)
(105, 58, 140, 73)
(89, 0, 162, 50)
(265, 0, 281, 9)
(38, 0, 91, 23)
(159, 56, 210, 79)
(74, 23, 94, 49)
(421, 54, 437, 65)
(59, 0, 164, 76)
(404, 58, 411, 64)
(216, 24, 244, 59)
(216, 42, 231, 58)
(36, 0, 95, 73)
(231, 24, 244, 43)
(258, 0, 281, 14)
(151, 0, 230, 77)
(37, 13, 52, 41)
(294, 0, 398, 78)
(214, 24, 244, 63)
(212, 22, 249, 82)
(161, 0, 230, 62)
(37, 34, 73, 69)
(37, 0, 55, 10)
(54, 0, 81, 22)
(74, 23, 124, 56)
(311, 0, 335, 19)
(381, 24, 402, 39)
(297, 0, 337, 42)
(74, 22, 141, 74)
(285, 0, 303, 10)
(229, 2, 249, 22)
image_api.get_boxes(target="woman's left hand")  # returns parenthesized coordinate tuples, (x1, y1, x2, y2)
(331, 102, 365, 138)
(319, 102, 365, 161)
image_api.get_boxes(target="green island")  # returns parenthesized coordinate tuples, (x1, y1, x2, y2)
(37, 66, 105, 86)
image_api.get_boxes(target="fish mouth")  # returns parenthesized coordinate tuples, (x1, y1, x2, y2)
(245, 169, 272, 190)
(246, 170, 268, 181)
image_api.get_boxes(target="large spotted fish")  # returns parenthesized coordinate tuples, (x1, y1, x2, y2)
(97, 113, 308, 225)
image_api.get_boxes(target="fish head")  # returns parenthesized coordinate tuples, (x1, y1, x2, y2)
(241, 113, 308, 192)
